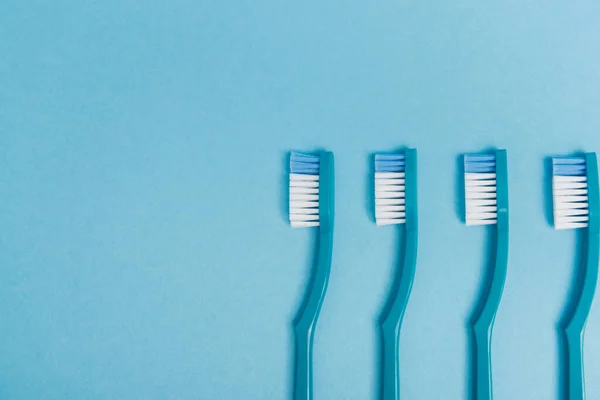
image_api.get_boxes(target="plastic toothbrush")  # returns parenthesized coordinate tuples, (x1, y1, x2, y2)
(552, 154, 599, 400)
(375, 149, 418, 400)
(464, 150, 509, 400)
(289, 151, 335, 400)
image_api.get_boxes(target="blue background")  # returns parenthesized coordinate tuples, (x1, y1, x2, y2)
(1, 1, 600, 399)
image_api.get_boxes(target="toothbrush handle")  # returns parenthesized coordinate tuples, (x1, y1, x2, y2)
(473, 227, 508, 400)
(473, 149, 509, 400)
(564, 152, 599, 400)
(381, 326, 399, 400)
(293, 229, 334, 400)
(473, 323, 494, 400)
(381, 228, 417, 400)
(381, 148, 418, 400)
(565, 329, 586, 400)
(564, 218, 599, 400)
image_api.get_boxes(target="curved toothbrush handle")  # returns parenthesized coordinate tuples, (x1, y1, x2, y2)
(565, 152, 599, 400)
(381, 148, 418, 400)
(565, 328, 586, 400)
(381, 229, 417, 400)
(473, 226, 508, 400)
(473, 149, 509, 400)
(294, 230, 333, 400)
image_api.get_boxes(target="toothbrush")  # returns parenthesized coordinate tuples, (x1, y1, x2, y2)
(289, 151, 335, 400)
(552, 154, 599, 400)
(464, 150, 509, 400)
(375, 149, 418, 400)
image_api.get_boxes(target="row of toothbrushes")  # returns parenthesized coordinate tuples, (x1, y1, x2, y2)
(288, 149, 599, 400)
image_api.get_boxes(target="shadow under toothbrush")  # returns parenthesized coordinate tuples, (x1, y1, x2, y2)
(367, 152, 377, 399)
(543, 157, 555, 227)
(456, 154, 465, 224)
(457, 153, 470, 399)
(280, 151, 290, 223)
(366, 153, 376, 224)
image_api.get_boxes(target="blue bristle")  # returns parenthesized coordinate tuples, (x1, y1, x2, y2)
(375, 153, 405, 172)
(465, 155, 495, 162)
(553, 157, 586, 176)
(290, 152, 320, 175)
(554, 158, 586, 165)
(464, 154, 496, 173)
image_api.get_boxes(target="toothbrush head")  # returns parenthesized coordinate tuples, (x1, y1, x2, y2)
(552, 157, 589, 230)
(375, 153, 406, 225)
(289, 152, 320, 228)
(464, 154, 498, 226)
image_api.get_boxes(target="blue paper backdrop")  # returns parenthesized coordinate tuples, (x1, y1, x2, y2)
(1, 1, 600, 399)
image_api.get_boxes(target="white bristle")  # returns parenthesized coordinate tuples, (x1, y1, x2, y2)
(376, 185, 405, 192)
(376, 198, 406, 206)
(555, 189, 588, 196)
(290, 201, 318, 208)
(377, 205, 406, 212)
(376, 178, 405, 185)
(555, 209, 589, 217)
(376, 211, 406, 219)
(289, 193, 319, 201)
(552, 171, 589, 230)
(290, 187, 319, 194)
(466, 192, 497, 199)
(464, 156, 498, 226)
(467, 199, 497, 206)
(374, 165, 406, 225)
(471, 206, 497, 213)
(291, 221, 320, 228)
(290, 214, 319, 221)
(466, 219, 497, 226)
(553, 182, 586, 190)
(376, 172, 405, 178)
(553, 176, 586, 183)
(290, 180, 319, 188)
(290, 173, 319, 181)
(556, 195, 588, 203)
(557, 222, 589, 229)
(466, 179, 497, 187)
(290, 208, 319, 215)
(289, 153, 320, 228)
(554, 202, 588, 210)
(376, 191, 406, 199)
(465, 173, 496, 180)
(377, 218, 407, 226)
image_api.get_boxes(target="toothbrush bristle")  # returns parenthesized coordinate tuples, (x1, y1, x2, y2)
(375, 154, 406, 226)
(464, 154, 498, 226)
(552, 157, 588, 230)
(289, 152, 320, 228)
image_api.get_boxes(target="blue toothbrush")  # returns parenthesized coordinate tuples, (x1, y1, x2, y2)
(552, 154, 599, 400)
(463, 150, 509, 400)
(289, 151, 335, 400)
(375, 149, 418, 400)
